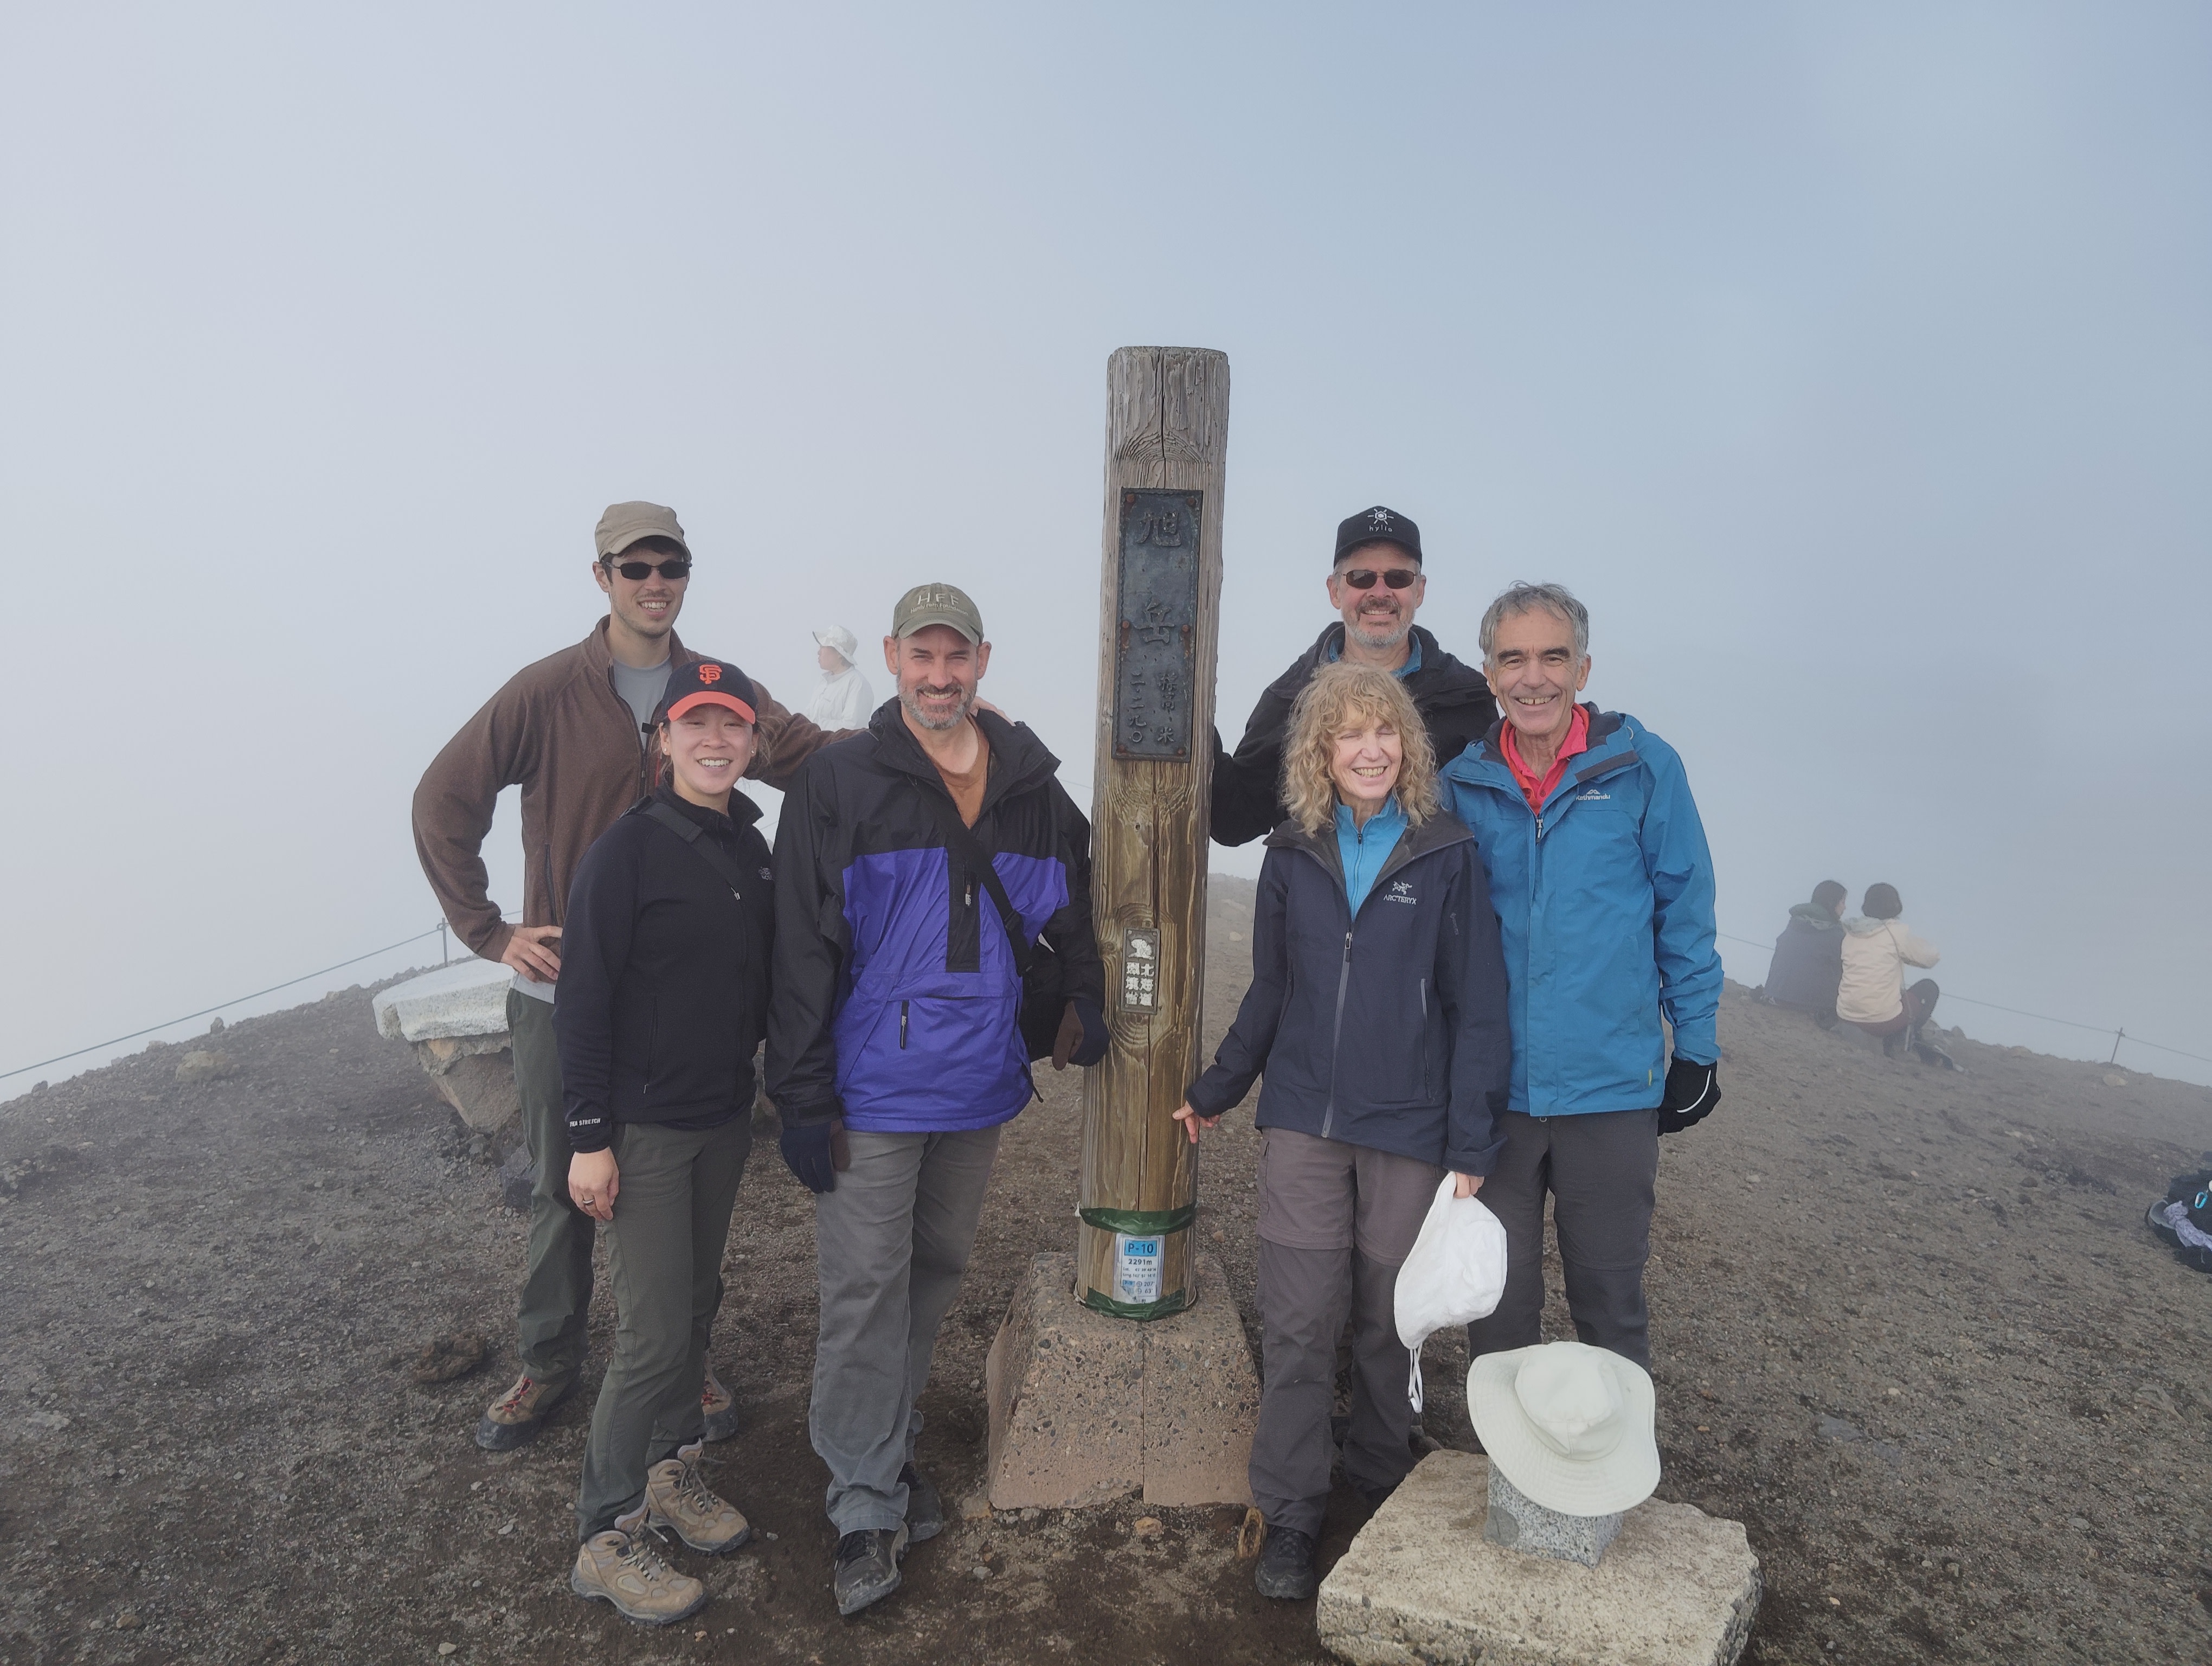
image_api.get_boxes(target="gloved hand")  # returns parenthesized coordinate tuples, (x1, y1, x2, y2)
(780, 1117, 843, 1194)
(1051, 998, 1111, 1071)
(1656, 1058, 1720, 1136)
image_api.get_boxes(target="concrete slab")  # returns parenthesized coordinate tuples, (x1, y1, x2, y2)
(372, 961, 519, 1131)
(1317, 1450, 1760, 1666)
(983, 1251, 1257, 1510)
(371, 959, 513, 1043)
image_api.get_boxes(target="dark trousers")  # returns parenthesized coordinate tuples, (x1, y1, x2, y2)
(1465, 1108, 1658, 1372)
(1250, 1128, 1443, 1536)
(576, 1115, 752, 1538)
(510, 991, 595, 1388)
(1850, 979, 1941, 1038)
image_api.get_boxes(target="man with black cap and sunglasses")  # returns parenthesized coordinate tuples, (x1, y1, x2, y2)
(1210, 506, 1498, 848)
(413, 501, 850, 1457)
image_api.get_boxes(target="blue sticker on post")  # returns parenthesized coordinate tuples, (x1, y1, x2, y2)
(1114, 1233, 1163, 1304)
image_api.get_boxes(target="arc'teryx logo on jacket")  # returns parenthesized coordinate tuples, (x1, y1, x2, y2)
(765, 704, 1105, 1135)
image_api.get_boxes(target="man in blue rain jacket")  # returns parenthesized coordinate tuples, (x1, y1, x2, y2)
(1438, 582, 1722, 1370)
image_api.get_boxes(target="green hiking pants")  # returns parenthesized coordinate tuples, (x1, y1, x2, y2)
(510, 990, 595, 1388)
(576, 1114, 753, 1539)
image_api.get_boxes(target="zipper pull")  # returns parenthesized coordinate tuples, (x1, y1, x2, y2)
(1342, 930, 1354, 959)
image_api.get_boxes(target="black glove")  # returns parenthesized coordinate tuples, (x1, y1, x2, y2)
(779, 1118, 841, 1194)
(1051, 998, 1111, 1071)
(1655, 1058, 1720, 1137)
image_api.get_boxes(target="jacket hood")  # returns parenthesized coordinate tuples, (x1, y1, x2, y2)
(1787, 902, 1843, 930)
(1842, 915, 1898, 937)
(1283, 623, 1493, 711)
(864, 699, 1063, 802)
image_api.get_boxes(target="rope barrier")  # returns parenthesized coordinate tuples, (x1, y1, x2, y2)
(0, 925, 447, 1084)
(1713, 929, 2212, 1069)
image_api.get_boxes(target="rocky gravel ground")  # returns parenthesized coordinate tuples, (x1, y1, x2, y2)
(4, 876, 2210, 1664)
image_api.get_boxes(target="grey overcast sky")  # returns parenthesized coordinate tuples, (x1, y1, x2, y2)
(3, 3, 2208, 1093)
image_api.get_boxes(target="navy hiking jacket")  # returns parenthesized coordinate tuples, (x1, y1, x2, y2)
(1184, 809, 1510, 1176)
(555, 783, 777, 1153)
(765, 703, 1104, 1135)
(1763, 904, 1845, 1013)
(1439, 707, 1721, 1117)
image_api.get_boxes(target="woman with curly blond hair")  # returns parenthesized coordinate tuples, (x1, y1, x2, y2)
(1174, 661, 1511, 1600)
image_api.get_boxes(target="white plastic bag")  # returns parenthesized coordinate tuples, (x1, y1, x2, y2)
(1392, 1177, 1508, 1412)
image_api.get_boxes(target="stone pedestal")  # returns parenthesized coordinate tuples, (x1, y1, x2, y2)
(1483, 1467, 1621, 1567)
(1317, 1450, 1760, 1666)
(371, 960, 520, 1132)
(983, 1251, 1257, 1510)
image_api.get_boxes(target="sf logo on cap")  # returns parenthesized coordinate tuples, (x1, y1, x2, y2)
(697, 665, 723, 684)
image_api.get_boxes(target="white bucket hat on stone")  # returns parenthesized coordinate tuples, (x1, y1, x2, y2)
(1467, 1341, 1660, 1516)
(813, 624, 860, 659)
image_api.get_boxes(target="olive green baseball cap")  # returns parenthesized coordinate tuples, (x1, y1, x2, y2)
(890, 581, 984, 644)
(594, 501, 690, 561)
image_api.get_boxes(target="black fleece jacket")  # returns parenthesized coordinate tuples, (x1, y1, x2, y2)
(1210, 624, 1498, 847)
(555, 784, 776, 1153)
(1186, 809, 1510, 1175)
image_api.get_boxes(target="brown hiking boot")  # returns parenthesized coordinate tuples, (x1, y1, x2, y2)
(570, 1508, 708, 1626)
(644, 1443, 753, 1554)
(701, 1364, 740, 1443)
(475, 1372, 575, 1452)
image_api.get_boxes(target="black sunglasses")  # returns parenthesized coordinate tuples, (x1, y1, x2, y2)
(605, 557, 692, 581)
(1339, 567, 1418, 590)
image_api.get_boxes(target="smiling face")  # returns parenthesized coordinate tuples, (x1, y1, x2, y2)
(592, 535, 689, 644)
(658, 704, 756, 808)
(884, 624, 989, 732)
(1329, 709, 1404, 817)
(1486, 604, 1591, 749)
(1326, 542, 1425, 652)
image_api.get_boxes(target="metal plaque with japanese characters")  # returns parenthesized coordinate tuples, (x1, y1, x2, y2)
(1112, 489, 1202, 759)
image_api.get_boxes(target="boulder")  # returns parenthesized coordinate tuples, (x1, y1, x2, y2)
(372, 960, 520, 1132)
(1316, 1450, 1760, 1666)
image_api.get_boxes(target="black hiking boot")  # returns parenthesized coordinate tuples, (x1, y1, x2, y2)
(1254, 1524, 1319, 1600)
(900, 1462, 945, 1542)
(833, 1526, 909, 1618)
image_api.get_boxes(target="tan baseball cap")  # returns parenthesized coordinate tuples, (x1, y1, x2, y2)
(890, 581, 984, 644)
(594, 501, 690, 561)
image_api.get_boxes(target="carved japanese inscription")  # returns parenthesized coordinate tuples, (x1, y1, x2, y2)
(1111, 489, 1202, 760)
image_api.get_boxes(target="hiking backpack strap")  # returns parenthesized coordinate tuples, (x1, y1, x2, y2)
(911, 784, 1034, 978)
(640, 799, 750, 898)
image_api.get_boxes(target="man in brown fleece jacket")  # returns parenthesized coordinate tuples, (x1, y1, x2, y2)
(414, 499, 848, 1451)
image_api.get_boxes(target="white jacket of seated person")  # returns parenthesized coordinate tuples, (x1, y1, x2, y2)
(805, 659, 876, 731)
(1836, 916, 1940, 1026)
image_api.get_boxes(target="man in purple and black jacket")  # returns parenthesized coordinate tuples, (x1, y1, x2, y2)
(766, 581, 1106, 1618)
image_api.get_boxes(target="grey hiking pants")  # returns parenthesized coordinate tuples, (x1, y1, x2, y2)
(1250, 1128, 1444, 1537)
(1465, 1107, 1658, 1371)
(510, 991, 595, 1389)
(810, 1125, 1002, 1535)
(576, 1114, 751, 1539)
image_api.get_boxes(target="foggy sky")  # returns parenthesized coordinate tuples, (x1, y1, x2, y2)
(4, 3, 2208, 1095)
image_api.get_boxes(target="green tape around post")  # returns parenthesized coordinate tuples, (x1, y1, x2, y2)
(1079, 1204, 1197, 1236)
(1081, 1286, 1194, 1321)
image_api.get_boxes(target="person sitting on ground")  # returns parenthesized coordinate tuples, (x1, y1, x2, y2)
(1837, 883, 1946, 1062)
(1173, 661, 1510, 1604)
(557, 660, 776, 1627)
(805, 625, 877, 730)
(1760, 880, 1849, 1027)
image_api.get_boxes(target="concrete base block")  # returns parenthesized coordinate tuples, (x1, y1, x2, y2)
(1317, 1451, 1760, 1666)
(372, 958, 514, 1043)
(983, 1251, 1257, 1510)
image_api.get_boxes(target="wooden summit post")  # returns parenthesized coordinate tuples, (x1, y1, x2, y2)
(1077, 347, 1229, 1318)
